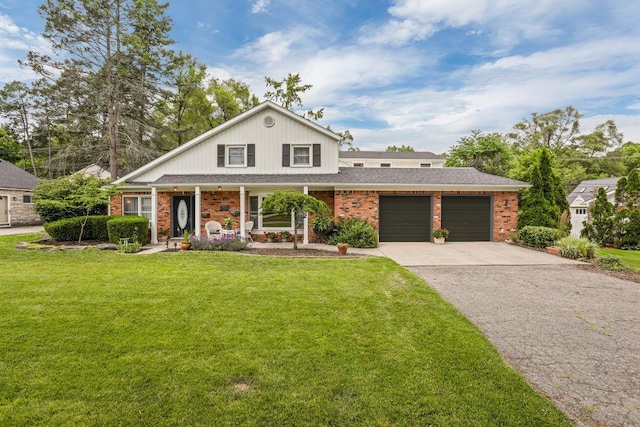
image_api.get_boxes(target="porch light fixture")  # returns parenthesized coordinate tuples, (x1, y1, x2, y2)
(173, 187, 178, 192)
(218, 186, 222, 191)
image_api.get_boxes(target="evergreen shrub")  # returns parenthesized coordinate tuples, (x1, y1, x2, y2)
(518, 226, 559, 248)
(45, 215, 111, 241)
(328, 217, 378, 248)
(107, 216, 150, 245)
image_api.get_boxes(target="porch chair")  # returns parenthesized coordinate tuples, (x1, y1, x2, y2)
(205, 220, 223, 238)
(237, 221, 254, 242)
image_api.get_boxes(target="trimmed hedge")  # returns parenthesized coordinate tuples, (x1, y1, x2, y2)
(44, 216, 112, 241)
(107, 216, 150, 245)
(518, 226, 559, 248)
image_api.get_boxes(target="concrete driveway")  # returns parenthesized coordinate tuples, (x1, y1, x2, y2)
(0, 225, 44, 236)
(402, 246, 640, 426)
(377, 241, 583, 266)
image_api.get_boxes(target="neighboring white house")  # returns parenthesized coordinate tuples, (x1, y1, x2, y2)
(568, 177, 619, 237)
(338, 151, 445, 168)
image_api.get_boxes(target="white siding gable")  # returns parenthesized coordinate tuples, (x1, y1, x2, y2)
(119, 102, 340, 184)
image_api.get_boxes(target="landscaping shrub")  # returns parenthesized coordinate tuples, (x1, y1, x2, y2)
(45, 215, 111, 241)
(597, 255, 626, 271)
(328, 217, 378, 248)
(557, 236, 597, 260)
(107, 216, 150, 245)
(518, 226, 559, 248)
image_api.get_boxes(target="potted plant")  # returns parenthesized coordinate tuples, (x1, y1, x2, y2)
(224, 218, 234, 230)
(337, 242, 348, 255)
(264, 231, 278, 242)
(279, 230, 291, 242)
(181, 229, 193, 250)
(433, 227, 449, 244)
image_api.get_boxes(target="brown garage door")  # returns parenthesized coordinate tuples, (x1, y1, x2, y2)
(441, 196, 492, 242)
(379, 195, 431, 242)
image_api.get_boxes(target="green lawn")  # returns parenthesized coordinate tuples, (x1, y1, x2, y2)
(0, 234, 570, 426)
(597, 247, 640, 271)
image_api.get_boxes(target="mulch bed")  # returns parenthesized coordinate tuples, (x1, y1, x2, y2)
(243, 248, 362, 258)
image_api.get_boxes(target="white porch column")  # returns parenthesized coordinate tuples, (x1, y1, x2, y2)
(240, 186, 246, 237)
(151, 187, 158, 244)
(303, 186, 309, 244)
(195, 186, 201, 236)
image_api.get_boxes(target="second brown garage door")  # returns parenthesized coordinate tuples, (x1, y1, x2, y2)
(441, 196, 491, 242)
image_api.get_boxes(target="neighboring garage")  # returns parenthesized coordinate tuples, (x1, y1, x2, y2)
(378, 195, 431, 242)
(441, 195, 491, 242)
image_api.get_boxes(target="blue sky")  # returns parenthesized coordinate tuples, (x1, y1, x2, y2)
(1, 0, 639, 153)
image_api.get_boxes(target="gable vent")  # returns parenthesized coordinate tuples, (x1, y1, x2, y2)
(264, 116, 275, 127)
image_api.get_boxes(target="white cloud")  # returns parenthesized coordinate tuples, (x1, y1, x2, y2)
(251, 0, 270, 14)
(0, 14, 51, 84)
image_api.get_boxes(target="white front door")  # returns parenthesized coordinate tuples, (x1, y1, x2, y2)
(0, 195, 9, 226)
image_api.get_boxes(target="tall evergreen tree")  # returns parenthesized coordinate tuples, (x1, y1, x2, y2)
(518, 147, 568, 229)
(581, 187, 615, 245)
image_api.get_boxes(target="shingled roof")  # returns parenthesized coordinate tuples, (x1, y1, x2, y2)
(567, 177, 620, 206)
(150, 167, 528, 188)
(0, 158, 39, 190)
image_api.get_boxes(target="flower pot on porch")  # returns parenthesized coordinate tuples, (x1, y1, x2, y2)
(337, 243, 348, 255)
(181, 241, 191, 250)
(434, 237, 445, 244)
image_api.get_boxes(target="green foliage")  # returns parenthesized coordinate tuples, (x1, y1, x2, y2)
(261, 191, 330, 249)
(386, 145, 415, 152)
(0, 126, 23, 164)
(615, 208, 640, 248)
(44, 215, 111, 241)
(446, 130, 513, 176)
(596, 254, 626, 271)
(264, 73, 324, 120)
(117, 240, 142, 253)
(581, 187, 615, 245)
(518, 148, 568, 229)
(328, 217, 378, 248)
(107, 216, 150, 245)
(518, 226, 559, 248)
(557, 237, 597, 259)
(33, 174, 113, 222)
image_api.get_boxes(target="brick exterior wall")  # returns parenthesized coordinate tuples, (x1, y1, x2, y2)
(111, 189, 519, 243)
(1, 190, 41, 226)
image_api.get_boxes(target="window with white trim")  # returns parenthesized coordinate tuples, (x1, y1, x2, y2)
(353, 162, 364, 167)
(380, 163, 391, 168)
(227, 145, 246, 166)
(123, 195, 152, 220)
(292, 145, 311, 166)
(420, 163, 431, 168)
(575, 208, 587, 215)
(23, 194, 33, 204)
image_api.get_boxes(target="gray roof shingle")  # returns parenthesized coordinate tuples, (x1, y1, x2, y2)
(149, 167, 528, 187)
(0, 158, 39, 190)
(567, 177, 620, 205)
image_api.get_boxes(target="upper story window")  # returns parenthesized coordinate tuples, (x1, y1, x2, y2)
(282, 144, 321, 167)
(575, 208, 587, 215)
(380, 163, 391, 168)
(353, 162, 364, 167)
(218, 144, 255, 168)
(227, 145, 246, 166)
(292, 145, 311, 166)
(420, 163, 431, 168)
